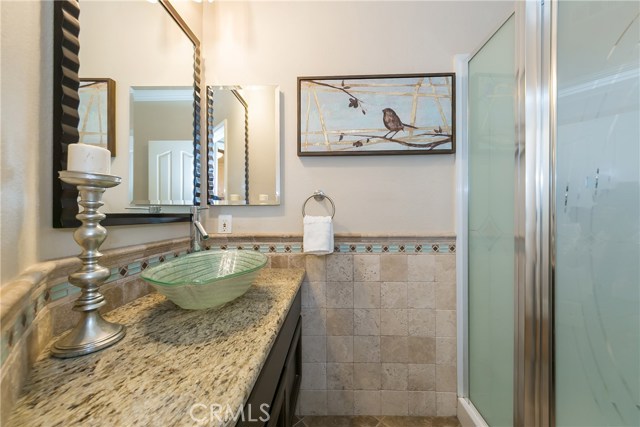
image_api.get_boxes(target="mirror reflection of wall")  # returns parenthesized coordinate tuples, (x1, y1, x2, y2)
(208, 85, 281, 206)
(78, 0, 195, 214)
(130, 87, 194, 205)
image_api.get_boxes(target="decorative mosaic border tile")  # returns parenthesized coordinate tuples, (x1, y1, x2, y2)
(0, 238, 455, 369)
(203, 241, 456, 255)
(0, 292, 46, 367)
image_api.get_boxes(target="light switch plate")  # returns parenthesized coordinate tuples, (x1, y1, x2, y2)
(218, 215, 232, 234)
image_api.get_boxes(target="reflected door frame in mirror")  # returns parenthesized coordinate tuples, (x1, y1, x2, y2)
(206, 85, 281, 206)
(52, 0, 202, 228)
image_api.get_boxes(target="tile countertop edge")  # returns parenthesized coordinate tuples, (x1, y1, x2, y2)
(7, 268, 305, 427)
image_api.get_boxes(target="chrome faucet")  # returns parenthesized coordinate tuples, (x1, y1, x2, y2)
(190, 206, 209, 252)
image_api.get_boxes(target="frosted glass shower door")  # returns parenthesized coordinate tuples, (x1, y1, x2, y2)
(554, 2, 640, 426)
(467, 15, 516, 427)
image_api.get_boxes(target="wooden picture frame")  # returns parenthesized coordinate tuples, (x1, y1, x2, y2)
(297, 73, 455, 156)
(78, 78, 116, 156)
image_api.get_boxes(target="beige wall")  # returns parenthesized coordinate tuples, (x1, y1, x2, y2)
(0, 0, 511, 284)
(201, 1, 512, 236)
(0, 1, 202, 284)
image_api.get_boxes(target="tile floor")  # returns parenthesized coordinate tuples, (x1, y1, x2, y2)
(292, 415, 461, 427)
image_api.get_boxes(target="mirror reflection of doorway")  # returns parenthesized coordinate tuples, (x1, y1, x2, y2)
(147, 140, 193, 204)
(212, 121, 227, 201)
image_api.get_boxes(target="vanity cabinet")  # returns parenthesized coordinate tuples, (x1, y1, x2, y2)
(237, 289, 302, 427)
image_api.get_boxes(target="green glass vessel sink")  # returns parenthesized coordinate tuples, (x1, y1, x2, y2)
(140, 250, 268, 310)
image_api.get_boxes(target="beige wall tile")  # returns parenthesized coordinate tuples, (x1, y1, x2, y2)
(380, 336, 408, 363)
(327, 390, 354, 415)
(327, 254, 353, 282)
(301, 363, 327, 390)
(305, 255, 327, 282)
(354, 309, 380, 336)
(353, 282, 380, 308)
(294, 243, 456, 419)
(353, 336, 380, 363)
(302, 281, 327, 309)
(123, 278, 153, 303)
(354, 255, 380, 282)
(435, 282, 456, 310)
(327, 363, 354, 390)
(327, 336, 354, 362)
(436, 392, 457, 416)
(407, 255, 435, 282)
(436, 310, 456, 337)
(302, 335, 326, 362)
(50, 302, 80, 336)
(100, 284, 124, 313)
(1, 334, 29, 427)
(302, 308, 326, 336)
(270, 255, 289, 268)
(436, 337, 457, 365)
(354, 391, 380, 416)
(298, 390, 328, 416)
(326, 282, 354, 308)
(408, 309, 435, 337)
(380, 391, 408, 416)
(436, 364, 456, 392)
(289, 254, 305, 269)
(353, 363, 381, 390)
(381, 282, 407, 309)
(408, 336, 435, 364)
(407, 282, 435, 309)
(408, 364, 435, 391)
(380, 309, 408, 336)
(326, 309, 354, 336)
(381, 363, 407, 390)
(380, 255, 408, 282)
(435, 255, 456, 282)
(408, 391, 436, 416)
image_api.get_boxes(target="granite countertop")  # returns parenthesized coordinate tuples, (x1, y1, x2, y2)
(8, 268, 305, 427)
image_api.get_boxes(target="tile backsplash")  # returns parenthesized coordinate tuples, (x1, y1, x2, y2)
(0, 235, 455, 424)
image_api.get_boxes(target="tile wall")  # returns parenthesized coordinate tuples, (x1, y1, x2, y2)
(295, 244, 457, 417)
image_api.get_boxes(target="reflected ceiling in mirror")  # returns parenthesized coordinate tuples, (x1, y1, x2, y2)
(207, 85, 281, 206)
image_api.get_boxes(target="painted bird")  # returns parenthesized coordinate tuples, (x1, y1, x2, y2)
(382, 108, 417, 139)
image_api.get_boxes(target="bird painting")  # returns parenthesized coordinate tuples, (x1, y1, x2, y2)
(382, 108, 417, 139)
(298, 74, 455, 155)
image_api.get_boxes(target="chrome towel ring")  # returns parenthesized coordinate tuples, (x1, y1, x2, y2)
(302, 190, 336, 219)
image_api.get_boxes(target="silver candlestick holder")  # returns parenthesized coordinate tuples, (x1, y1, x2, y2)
(52, 170, 126, 358)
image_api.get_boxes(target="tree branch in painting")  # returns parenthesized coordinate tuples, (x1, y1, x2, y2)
(308, 80, 367, 115)
(338, 130, 452, 150)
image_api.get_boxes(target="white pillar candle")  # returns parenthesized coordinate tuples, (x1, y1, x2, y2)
(67, 144, 111, 175)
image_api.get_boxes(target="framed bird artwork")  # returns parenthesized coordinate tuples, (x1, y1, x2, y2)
(297, 73, 455, 156)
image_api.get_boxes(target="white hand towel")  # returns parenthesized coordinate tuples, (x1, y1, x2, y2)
(303, 215, 334, 255)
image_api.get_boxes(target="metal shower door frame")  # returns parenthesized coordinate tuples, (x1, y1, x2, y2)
(457, 1, 556, 426)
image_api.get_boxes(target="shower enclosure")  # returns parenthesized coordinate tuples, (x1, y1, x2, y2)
(458, 1, 639, 426)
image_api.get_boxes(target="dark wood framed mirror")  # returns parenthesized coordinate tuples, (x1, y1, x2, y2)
(52, 0, 201, 228)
